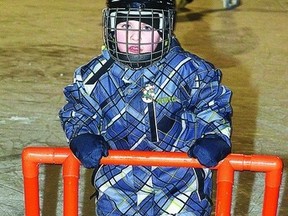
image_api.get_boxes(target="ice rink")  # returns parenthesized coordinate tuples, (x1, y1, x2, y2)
(0, 0, 287, 215)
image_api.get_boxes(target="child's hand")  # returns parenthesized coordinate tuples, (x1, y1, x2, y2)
(187, 134, 231, 168)
(70, 134, 109, 168)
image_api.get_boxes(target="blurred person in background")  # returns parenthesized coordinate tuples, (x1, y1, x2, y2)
(178, 0, 240, 10)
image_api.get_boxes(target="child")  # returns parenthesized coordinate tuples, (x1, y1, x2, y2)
(59, 0, 233, 215)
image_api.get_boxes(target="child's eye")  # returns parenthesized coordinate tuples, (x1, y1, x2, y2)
(119, 23, 131, 29)
(143, 25, 153, 31)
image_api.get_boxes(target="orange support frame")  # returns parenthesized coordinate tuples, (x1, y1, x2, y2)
(22, 147, 283, 216)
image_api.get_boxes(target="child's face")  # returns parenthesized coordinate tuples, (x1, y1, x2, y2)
(116, 20, 162, 54)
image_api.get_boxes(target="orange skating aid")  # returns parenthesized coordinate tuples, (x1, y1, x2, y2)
(22, 147, 283, 216)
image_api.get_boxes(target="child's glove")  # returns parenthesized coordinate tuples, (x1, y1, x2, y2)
(70, 133, 109, 168)
(187, 134, 231, 167)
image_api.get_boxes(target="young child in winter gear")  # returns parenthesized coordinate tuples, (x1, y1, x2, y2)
(59, 0, 233, 215)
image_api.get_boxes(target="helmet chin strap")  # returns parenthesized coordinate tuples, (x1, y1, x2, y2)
(112, 40, 166, 69)
(117, 52, 155, 69)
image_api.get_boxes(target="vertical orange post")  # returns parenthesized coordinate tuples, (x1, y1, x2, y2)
(258, 156, 283, 216)
(62, 154, 80, 216)
(215, 160, 234, 216)
(22, 158, 40, 216)
(22, 147, 283, 216)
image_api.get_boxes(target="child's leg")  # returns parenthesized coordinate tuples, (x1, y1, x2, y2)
(178, 0, 194, 9)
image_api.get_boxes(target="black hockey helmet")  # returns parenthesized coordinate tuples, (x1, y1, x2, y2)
(103, 0, 176, 68)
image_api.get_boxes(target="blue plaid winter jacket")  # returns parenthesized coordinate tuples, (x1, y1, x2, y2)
(59, 38, 232, 216)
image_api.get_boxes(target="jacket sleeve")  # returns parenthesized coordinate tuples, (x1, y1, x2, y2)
(185, 59, 233, 147)
(59, 66, 103, 142)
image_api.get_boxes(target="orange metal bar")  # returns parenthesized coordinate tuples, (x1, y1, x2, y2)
(22, 147, 283, 216)
(101, 150, 203, 168)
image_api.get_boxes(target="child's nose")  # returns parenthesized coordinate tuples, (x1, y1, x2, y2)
(130, 30, 141, 41)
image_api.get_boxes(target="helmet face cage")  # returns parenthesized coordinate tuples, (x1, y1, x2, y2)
(103, 7, 174, 69)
